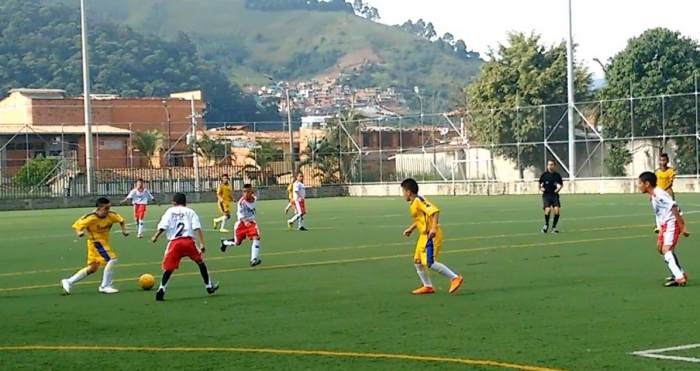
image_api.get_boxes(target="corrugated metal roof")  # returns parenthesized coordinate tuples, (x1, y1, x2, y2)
(0, 124, 131, 135)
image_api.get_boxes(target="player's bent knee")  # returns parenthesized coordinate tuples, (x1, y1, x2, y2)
(86, 263, 99, 274)
(413, 258, 422, 265)
(661, 245, 675, 254)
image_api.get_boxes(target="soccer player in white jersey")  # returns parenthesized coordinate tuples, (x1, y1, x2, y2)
(287, 173, 308, 231)
(638, 171, 690, 287)
(151, 193, 219, 301)
(220, 184, 262, 267)
(121, 178, 159, 238)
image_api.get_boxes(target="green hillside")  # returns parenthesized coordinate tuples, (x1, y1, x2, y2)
(51, 0, 482, 104)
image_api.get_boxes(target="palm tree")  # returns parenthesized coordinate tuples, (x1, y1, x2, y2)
(245, 139, 279, 185)
(196, 134, 230, 166)
(303, 109, 364, 183)
(131, 129, 163, 168)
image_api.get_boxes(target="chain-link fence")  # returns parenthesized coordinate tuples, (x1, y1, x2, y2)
(1, 91, 698, 199)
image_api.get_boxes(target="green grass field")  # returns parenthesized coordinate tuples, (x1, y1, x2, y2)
(1, 194, 700, 371)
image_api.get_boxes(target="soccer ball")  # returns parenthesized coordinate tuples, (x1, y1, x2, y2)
(138, 274, 155, 291)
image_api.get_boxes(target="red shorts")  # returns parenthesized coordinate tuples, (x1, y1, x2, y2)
(293, 200, 306, 215)
(134, 204, 147, 220)
(234, 220, 260, 245)
(162, 237, 202, 271)
(658, 220, 681, 247)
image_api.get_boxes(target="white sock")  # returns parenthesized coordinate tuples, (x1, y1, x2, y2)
(67, 268, 89, 284)
(137, 221, 144, 235)
(251, 240, 260, 261)
(414, 263, 433, 287)
(663, 251, 684, 280)
(298, 216, 304, 229)
(101, 259, 117, 287)
(288, 213, 301, 223)
(220, 218, 227, 229)
(429, 262, 459, 279)
(285, 203, 292, 212)
(159, 283, 168, 291)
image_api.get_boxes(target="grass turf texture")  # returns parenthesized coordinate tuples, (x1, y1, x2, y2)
(1, 194, 699, 371)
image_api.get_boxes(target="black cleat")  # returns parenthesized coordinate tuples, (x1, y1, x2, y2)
(299, 227, 308, 231)
(551, 228, 559, 234)
(250, 258, 262, 267)
(541, 225, 548, 233)
(665, 276, 675, 283)
(220, 239, 227, 252)
(155, 289, 165, 301)
(206, 283, 219, 295)
(664, 280, 685, 287)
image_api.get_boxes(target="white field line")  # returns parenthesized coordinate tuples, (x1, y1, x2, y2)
(5, 209, 699, 243)
(631, 343, 700, 363)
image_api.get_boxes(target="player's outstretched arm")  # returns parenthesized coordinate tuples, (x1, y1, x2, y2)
(151, 228, 165, 243)
(194, 228, 205, 253)
(671, 206, 689, 237)
(404, 222, 417, 236)
(119, 221, 129, 236)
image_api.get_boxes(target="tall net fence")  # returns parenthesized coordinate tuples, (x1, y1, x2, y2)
(1, 92, 698, 198)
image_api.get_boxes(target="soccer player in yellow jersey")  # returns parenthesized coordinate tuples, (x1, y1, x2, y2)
(284, 181, 294, 214)
(401, 178, 464, 295)
(654, 153, 682, 233)
(213, 174, 234, 233)
(61, 197, 129, 294)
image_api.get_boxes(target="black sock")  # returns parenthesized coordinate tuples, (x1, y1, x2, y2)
(197, 262, 211, 286)
(544, 213, 550, 226)
(160, 270, 173, 290)
(553, 214, 560, 228)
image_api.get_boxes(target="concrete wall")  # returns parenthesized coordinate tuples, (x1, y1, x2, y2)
(346, 178, 700, 197)
(0, 185, 345, 212)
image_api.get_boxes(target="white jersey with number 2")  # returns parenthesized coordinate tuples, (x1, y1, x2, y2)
(651, 187, 676, 227)
(157, 206, 202, 241)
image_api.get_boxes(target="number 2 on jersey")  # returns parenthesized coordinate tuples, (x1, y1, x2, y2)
(175, 222, 185, 237)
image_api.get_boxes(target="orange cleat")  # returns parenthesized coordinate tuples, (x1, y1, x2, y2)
(449, 276, 464, 294)
(412, 286, 435, 294)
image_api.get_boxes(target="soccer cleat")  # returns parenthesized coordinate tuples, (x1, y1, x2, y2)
(299, 226, 308, 231)
(287, 221, 293, 230)
(220, 239, 228, 252)
(206, 283, 219, 295)
(412, 286, 435, 294)
(541, 225, 548, 233)
(61, 279, 71, 294)
(449, 276, 464, 294)
(664, 273, 688, 287)
(99, 286, 119, 294)
(155, 289, 165, 301)
(137, 233, 143, 239)
(551, 228, 559, 234)
(654, 227, 660, 234)
(250, 258, 262, 267)
(212, 218, 218, 230)
(219, 228, 229, 233)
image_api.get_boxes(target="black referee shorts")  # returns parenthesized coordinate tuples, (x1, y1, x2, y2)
(542, 193, 561, 209)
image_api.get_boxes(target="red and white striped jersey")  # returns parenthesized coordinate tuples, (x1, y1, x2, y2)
(157, 206, 202, 241)
(236, 196, 257, 222)
(126, 188, 154, 205)
(651, 187, 676, 226)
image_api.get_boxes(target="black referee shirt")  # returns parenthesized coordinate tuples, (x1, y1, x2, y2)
(539, 171, 563, 194)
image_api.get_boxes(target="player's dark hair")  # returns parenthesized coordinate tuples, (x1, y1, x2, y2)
(639, 171, 657, 187)
(136, 178, 144, 182)
(242, 183, 253, 190)
(400, 178, 419, 194)
(221, 174, 229, 178)
(173, 192, 187, 206)
(660, 153, 669, 160)
(547, 159, 555, 165)
(95, 197, 110, 207)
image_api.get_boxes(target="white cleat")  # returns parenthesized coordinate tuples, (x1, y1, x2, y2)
(99, 286, 119, 294)
(61, 279, 71, 294)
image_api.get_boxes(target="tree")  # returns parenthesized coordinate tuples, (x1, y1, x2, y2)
(196, 134, 229, 166)
(460, 32, 592, 178)
(598, 28, 700, 175)
(11, 154, 59, 189)
(245, 139, 279, 185)
(131, 129, 164, 168)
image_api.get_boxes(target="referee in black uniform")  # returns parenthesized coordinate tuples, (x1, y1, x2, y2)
(539, 160, 563, 233)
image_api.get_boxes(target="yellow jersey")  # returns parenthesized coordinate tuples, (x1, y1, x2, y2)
(287, 183, 294, 201)
(655, 168, 675, 194)
(72, 211, 124, 242)
(217, 183, 232, 203)
(409, 195, 440, 235)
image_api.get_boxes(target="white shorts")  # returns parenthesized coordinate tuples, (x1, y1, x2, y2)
(658, 220, 681, 247)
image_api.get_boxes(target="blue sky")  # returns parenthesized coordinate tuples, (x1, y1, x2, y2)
(369, 0, 700, 78)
